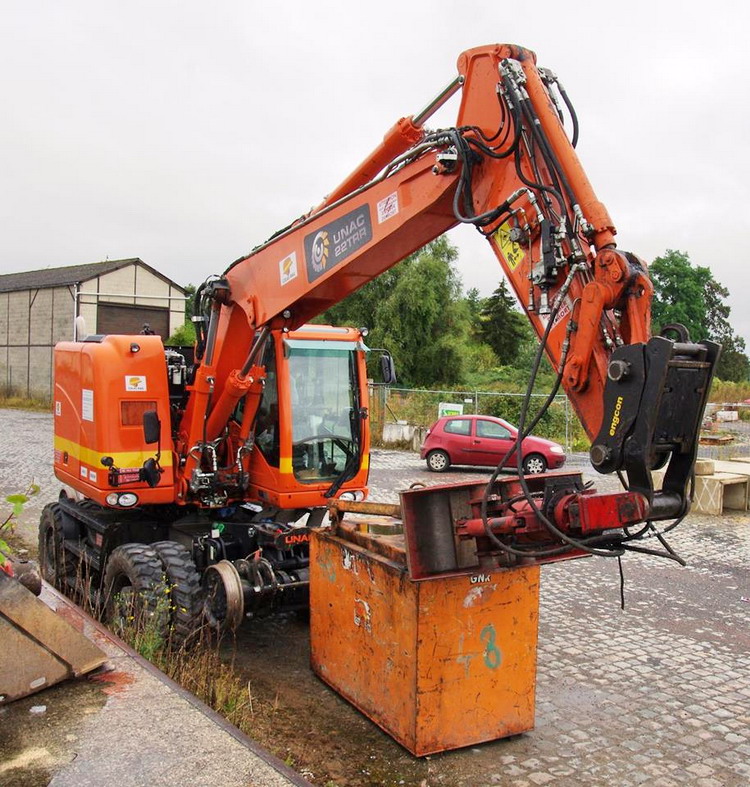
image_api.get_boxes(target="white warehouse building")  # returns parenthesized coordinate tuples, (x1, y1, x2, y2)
(0, 258, 186, 399)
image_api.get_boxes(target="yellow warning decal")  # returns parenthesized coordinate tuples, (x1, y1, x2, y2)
(492, 222, 525, 271)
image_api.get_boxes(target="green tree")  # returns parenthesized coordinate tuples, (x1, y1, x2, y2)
(167, 321, 196, 346)
(478, 280, 530, 364)
(183, 283, 197, 320)
(649, 250, 708, 341)
(716, 335, 750, 383)
(465, 287, 483, 333)
(316, 236, 471, 386)
(650, 249, 748, 382)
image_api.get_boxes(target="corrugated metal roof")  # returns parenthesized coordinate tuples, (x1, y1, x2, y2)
(0, 258, 186, 294)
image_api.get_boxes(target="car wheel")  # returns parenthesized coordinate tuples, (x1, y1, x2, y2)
(522, 454, 547, 474)
(426, 449, 451, 472)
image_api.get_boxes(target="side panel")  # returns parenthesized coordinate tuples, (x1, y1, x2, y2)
(53, 335, 175, 506)
(414, 565, 540, 754)
(310, 532, 419, 752)
(310, 528, 540, 756)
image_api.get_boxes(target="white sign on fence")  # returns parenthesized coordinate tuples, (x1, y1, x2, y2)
(438, 401, 464, 417)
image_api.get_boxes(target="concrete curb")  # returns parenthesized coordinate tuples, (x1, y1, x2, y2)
(13, 583, 310, 787)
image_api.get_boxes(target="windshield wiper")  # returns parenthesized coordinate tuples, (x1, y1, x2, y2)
(324, 407, 364, 498)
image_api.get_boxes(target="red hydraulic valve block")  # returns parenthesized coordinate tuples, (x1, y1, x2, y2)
(456, 474, 649, 551)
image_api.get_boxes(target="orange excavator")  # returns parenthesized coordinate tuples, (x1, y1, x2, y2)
(39, 43, 718, 635)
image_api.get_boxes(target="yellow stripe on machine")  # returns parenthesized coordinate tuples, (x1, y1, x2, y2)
(54, 436, 173, 469)
(279, 454, 368, 474)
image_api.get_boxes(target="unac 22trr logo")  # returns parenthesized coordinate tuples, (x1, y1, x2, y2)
(304, 206, 372, 283)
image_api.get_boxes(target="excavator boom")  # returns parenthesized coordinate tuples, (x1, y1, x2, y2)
(178, 43, 716, 532)
(46, 44, 718, 632)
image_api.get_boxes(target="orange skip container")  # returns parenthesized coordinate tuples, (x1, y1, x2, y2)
(310, 524, 540, 756)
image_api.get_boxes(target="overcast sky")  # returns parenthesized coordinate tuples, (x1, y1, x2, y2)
(2, 1, 749, 342)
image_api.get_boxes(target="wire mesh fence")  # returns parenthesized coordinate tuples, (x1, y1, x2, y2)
(369, 385, 586, 452)
(369, 390, 750, 458)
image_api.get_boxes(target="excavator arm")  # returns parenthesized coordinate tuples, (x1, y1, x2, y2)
(178, 44, 718, 548)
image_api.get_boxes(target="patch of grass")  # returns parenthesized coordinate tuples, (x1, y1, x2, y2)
(104, 600, 270, 734)
(0, 394, 51, 412)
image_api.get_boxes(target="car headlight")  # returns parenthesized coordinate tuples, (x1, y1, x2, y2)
(550, 445, 565, 455)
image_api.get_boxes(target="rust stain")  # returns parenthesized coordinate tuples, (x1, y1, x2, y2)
(52, 604, 87, 633)
(89, 669, 135, 695)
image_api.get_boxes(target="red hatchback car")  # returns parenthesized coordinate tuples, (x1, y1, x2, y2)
(420, 415, 566, 474)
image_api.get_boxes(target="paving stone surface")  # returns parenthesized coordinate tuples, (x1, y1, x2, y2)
(366, 449, 750, 786)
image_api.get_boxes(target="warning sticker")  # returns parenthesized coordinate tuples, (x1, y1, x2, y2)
(493, 222, 525, 271)
(125, 376, 147, 392)
(82, 389, 94, 422)
(279, 251, 298, 286)
(552, 298, 572, 329)
(376, 192, 399, 224)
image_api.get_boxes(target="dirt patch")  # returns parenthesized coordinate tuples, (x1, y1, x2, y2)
(226, 615, 431, 786)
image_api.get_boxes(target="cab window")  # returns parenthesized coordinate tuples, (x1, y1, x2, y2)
(254, 341, 280, 467)
(444, 419, 471, 436)
(476, 420, 511, 439)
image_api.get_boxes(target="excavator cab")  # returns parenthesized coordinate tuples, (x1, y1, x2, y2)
(247, 325, 372, 508)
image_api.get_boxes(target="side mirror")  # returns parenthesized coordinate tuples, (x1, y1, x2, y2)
(380, 353, 397, 385)
(142, 457, 161, 488)
(143, 410, 161, 445)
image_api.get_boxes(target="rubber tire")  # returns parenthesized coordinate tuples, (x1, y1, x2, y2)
(426, 449, 451, 472)
(38, 502, 77, 590)
(102, 543, 166, 630)
(522, 453, 547, 475)
(151, 541, 203, 646)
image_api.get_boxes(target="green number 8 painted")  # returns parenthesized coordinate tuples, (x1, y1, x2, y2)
(480, 624, 502, 670)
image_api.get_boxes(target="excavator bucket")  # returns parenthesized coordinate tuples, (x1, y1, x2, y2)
(0, 571, 107, 703)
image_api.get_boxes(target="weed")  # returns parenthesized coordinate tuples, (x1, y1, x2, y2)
(0, 392, 51, 411)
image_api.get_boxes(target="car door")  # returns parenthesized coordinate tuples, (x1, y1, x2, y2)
(440, 418, 473, 463)
(470, 419, 517, 466)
